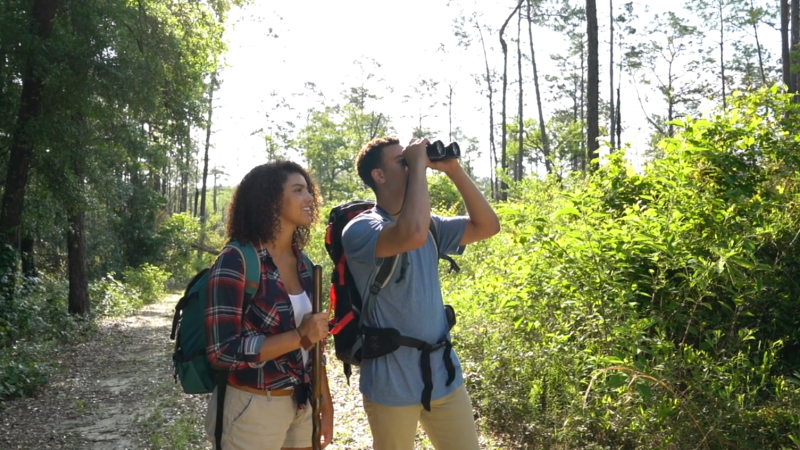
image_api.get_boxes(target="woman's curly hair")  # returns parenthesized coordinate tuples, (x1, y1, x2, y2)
(226, 161, 321, 249)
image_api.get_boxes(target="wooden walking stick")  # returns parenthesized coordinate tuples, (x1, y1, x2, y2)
(311, 264, 323, 450)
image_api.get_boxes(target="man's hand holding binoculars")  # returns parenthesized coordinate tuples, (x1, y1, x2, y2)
(402, 137, 463, 175)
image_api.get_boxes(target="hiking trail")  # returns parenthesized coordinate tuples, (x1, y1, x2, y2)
(1, 295, 498, 449)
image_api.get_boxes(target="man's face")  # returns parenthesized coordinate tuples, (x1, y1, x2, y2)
(376, 143, 408, 194)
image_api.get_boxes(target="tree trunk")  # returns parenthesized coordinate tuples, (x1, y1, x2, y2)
(448, 84, 453, 141)
(67, 209, 89, 315)
(200, 73, 216, 224)
(580, 43, 586, 172)
(586, 0, 599, 171)
(749, 0, 766, 86)
(719, 1, 727, 110)
(616, 38, 623, 146)
(616, 86, 621, 147)
(213, 168, 219, 213)
(20, 235, 35, 277)
(179, 142, 188, 213)
(0, 0, 59, 281)
(783, 0, 791, 90)
(526, 0, 552, 174)
(476, 23, 498, 200)
(609, 0, 616, 150)
(500, 0, 524, 197)
(792, 0, 800, 96)
(516, 7, 524, 182)
(193, 185, 199, 217)
(668, 60, 676, 137)
(67, 134, 89, 315)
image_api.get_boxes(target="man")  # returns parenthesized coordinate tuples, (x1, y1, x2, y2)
(341, 136, 500, 450)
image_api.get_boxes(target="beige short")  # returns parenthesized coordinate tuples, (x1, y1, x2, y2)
(204, 385, 312, 449)
(363, 384, 480, 450)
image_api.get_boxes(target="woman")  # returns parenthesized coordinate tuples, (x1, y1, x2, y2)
(204, 161, 333, 449)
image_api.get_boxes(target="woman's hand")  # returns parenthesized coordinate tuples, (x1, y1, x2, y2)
(298, 312, 328, 344)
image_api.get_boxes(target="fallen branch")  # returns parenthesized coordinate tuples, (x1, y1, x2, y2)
(191, 243, 219, 255)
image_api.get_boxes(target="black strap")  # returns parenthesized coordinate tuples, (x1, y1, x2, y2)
(428, 220, 460, 273)
(343, 363, 352, 385)
(214, 373, 226, 449)
(420, 348, 433, 411)
(395, 335, 456, 412)
(443, 341, 455, 386)
(360, 253, 398, 329)
(372, 255, 397, 293)
(215, 289, 256, 449)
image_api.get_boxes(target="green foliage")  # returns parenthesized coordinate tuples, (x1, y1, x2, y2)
(0, 275, 95, 400)
(92, 263, 169, 317)
(90, 274, 142, 317)
(446, 87, 800, 449)
(122, 264, 170, 305)
(0, 345, 51, 400)
(156, 212, 203, 286)
(295, 85, 390, 204)
(429, 173, 465, 213)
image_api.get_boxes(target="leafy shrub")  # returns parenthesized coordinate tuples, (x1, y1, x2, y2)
(122, 264, 170, 304)
(0, 344, 51, 399)
(0, 274, 95, 401)
(446, 87, 800, 449)
(90, 273, 142, 317)
(155, 212, 203, 288)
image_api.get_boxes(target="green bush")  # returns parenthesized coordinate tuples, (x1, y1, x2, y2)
(0, 274, 95, 400)
(122, 263, 170, 304)
(155, 212, 204, 288)
(446, 87, 800, 449)
(90, 273, 142, 317)
(0, 344, 51, 399)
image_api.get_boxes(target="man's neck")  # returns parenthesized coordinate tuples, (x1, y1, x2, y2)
(375, 193, 403, 219)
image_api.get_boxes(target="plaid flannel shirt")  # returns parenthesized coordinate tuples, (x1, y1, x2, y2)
(205, 243, 316, 390)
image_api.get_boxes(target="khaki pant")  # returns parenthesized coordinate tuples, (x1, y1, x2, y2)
(363, 384, 480, 450)
(204, 385, 312, 449)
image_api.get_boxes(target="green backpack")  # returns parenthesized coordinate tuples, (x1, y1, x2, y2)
(170, 241, 261, 394)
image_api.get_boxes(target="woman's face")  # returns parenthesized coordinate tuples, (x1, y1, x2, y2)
(280, 172, 315, 228)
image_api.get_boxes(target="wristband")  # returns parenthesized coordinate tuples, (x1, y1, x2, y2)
(296, 328, 313, 350)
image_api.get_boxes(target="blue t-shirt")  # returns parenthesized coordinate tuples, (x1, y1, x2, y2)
(341, 209, 468, 406)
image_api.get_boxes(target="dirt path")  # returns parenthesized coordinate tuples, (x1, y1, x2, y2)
(0, 296, 500, 449)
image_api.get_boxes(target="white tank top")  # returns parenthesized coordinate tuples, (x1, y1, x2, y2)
(288, 291, 312, 366)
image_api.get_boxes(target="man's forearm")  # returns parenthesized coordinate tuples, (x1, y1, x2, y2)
(449, 167, 496, 224)
(396, 162, 431, 238)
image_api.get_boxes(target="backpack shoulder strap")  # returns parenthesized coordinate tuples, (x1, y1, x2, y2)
(428, 219, 440, 254)
(428, 218, 460, 274)
(358, 254, 399, 328)
(300, 251, 314, 273)
(351, 208, 401, 327)
(213, 241, 260, 450)
(225, 241, 261, 307)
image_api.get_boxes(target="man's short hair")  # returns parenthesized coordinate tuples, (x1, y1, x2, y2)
(356, 136, 400, 191)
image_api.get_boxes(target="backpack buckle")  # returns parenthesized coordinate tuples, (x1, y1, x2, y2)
(369, 283, 381, 296)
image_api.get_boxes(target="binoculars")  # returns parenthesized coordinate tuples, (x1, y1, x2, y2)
(426, 140, 460, 161)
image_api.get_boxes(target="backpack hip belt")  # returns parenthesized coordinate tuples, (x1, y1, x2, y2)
(360, 305, 457, 412)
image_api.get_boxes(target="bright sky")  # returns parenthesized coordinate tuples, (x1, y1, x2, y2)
(206, 0, 772, 187)
(209, 0, 569, 185)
